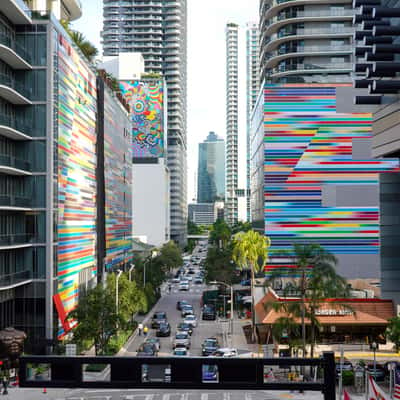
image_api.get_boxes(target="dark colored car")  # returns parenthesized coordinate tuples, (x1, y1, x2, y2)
(145, 337, 160, 352)
(240, 279, 251, 286)
(202, 338, 219, 356)
(181, 304, 194, 317)
(367, 363, 386, 382)
(177, 322, 193, 336)
(156, 322, 171, 337)
(188, 268, 195, 274)
(151, 311, 167, 328)
(177, 300, 190, 310)
(137, 343, 157, 357)
(202, 305, 216, 321)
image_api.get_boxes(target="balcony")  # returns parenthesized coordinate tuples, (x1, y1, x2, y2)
(270, 62, 352, 78)
(0, 0, 32, 24)
(0, 234, 32, 250)
(0, 73, 31, 105)
(0, 269, 32, 290)
(0, 153, 31, 175)
(0, 33, 32, 69)
(0, 113, 32, 140)
(0, 194, 32, 209)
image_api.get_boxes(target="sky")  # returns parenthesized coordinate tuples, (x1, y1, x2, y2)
(72, 0, 259, 206)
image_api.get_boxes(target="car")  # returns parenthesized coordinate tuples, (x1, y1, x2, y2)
(156, 322, 171, 337)
(194, 277, 203, 284)
(151, 311, 167, 328)
(183, 314, 198, 327)
(211, 347, 238, 357)
(177, 322, 193, 336)
(185, 275, 193, 282)
(179, 281, 189, 291)
(367, 363, 386, 382)
(172, 277, 180, 283)
(137, 343, 157, 357)
(202, 338, 219, 356)
(188, 268, 195, 274)
(173, 346, 189, 356)
(202, 364, 219, 382)
(145, 337, 160, 352)
(240, 279, 251, 286)
(181, 304, 194, 317)
(176, 300, 190, 310)
(173, 331, 191, 349)
(202, 305, 216, 321)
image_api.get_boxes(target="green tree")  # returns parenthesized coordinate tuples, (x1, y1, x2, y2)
(209, 219, 232, 248)
(205, 245, 238, 285)
(386, 316, 400, 351)
(232, 230, 271, 340)
(267, 243, 349, 357)
(156, 241, 183, 272)
(232, 221, 252, 234)
(68, 285, 121, 355)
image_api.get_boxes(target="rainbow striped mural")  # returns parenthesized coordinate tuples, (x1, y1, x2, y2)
(54, 32, 97, 338)
(119, 80, 164, 158)
(104, 88, 133, 269)
(264, 84, 400, 275)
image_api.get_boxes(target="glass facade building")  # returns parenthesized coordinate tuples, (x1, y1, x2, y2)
(197, 132, 225, 204)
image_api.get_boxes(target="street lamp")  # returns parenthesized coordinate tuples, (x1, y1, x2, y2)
(128, 264, 135, 281)
(371, 341, 377, 379)
(144, 250, 157, 288)
(210, 280, 234, 335)
(115, 269, 123, 315)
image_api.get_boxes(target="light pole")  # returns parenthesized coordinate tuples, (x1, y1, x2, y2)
(210, 280, 234, 335)
(372, 341, 377, 379)
(128, 264, 135, 281)
(144, 251, 157, 288)
(115, 269, 122, 315)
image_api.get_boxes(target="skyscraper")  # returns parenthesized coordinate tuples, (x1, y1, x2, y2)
(259, 0, 354, 84)
(102, 0, 187, 245)
(225, 22, 239, 225)
(246, 22, 259, 222)
(197, 132, 225, 204)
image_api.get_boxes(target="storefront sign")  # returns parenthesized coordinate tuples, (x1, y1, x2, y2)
(315, 309, 354, 316)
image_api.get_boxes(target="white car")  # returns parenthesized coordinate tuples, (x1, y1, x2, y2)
(179, 281, 189, 291)
(172, 277, 180, 283)
(183, 314, 197, 327)
(212, 347, 238, 357)
(173, 346, 189, 356)
(185, 275, 193, 281)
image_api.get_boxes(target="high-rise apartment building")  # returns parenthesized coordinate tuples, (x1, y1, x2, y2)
(259, 0, 355, 84)
(246, 22, 259, 222)
(102, 0, 187, 245)
(225, 22, 239, 226)
(25, 0, 82, 21)
(197, 132, 225, 204)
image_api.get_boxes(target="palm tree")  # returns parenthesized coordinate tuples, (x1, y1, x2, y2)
(232, 230, 271, 341)
(267, 243, 349, 357)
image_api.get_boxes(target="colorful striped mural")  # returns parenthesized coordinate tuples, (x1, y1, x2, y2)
(55, 32, 97, 338)
(263, 84, 400, 275)
(119, 80, 164, 158)
(104, 88, 133, 269)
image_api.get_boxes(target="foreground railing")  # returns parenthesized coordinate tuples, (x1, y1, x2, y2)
(19, 352, 335, 399)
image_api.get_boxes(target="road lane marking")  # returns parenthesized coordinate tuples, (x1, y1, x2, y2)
(200, 394, 208, 400)
(223, 393, 231, 400)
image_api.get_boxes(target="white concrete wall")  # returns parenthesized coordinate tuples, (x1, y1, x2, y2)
(132, 160, 170, 247)
(100, 53, 145, 80)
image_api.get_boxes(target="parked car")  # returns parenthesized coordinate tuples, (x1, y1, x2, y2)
(367, 363, 386, 382)
(156, 322, 171, 337)
(211, 347, 238, 357)
(202, 305, 216, 321)
(179, 281, 189, 291)
(202, 338, 219, 356)
(173, 331, 191, 349)
(137, 343, 157, 357)
(183, 314, 198, 327)
(176, 300, 190, 310)
(181, 304, 194, 317)
(177, 322, 193, 336)
(151, 311, 167, 328)
(173, 346, 189, 356)
(145, 337, 161, 352)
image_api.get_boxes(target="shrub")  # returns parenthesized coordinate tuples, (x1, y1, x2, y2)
(342, 370, 354, 386)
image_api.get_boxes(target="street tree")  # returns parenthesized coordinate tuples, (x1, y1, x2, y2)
(209, 219, 232, 248)
(232, 230, 271, 341)
(68, 285, 122, 355)
(204, 245, 238, 285)
(386, 316, 400, 351)
(156, 241, 183, 272)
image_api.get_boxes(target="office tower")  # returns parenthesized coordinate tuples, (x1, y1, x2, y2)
(246, 22, 259, 222)
(0, 2, 133, 351)
(259, 0, 354, 84)
(225, 22, 239, 226)
(102, 0, 187, 245)
(188, 203, 223, 226)
(250, 83, 399, 279)
(25, 0, 82, 20)
(197, 132, 225, 204)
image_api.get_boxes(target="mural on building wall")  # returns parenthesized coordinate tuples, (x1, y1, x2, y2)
(53, 31, 97, 339)
(119, 80, 164, 158)
(104, 88, 133, 269)
(264, 84, 400, 275)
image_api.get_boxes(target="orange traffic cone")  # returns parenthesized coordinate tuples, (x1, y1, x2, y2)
(43, 387, 47, 394)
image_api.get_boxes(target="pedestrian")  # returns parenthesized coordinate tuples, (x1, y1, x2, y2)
(138, 322, 143, 336)
(168, 284, 171, 293)
(143, 325, 148, 337)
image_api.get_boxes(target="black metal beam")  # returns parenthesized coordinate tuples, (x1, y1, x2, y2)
(354, 96, 382, 104)
(365, 52, 395, 61)
(353, 0, 381, 7)
(354, 79, 373, 88)
(373, 80, 400, 90)
(356, 46, 371, 56)
(354, 30, 373, 40)
(366, 67, 396, 77)
(373, 7, 400, 17)
(373, 62, 400, 72)
(361, 20, 390, 30)
(373, 44, 400, 54)
(354, 63, 373, 72)
(363, 36, 393, 45)
(374, 26, 400, 36)
(369, 85, 399, 94)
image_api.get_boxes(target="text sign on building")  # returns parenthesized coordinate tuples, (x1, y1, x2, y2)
(315, 309, 354, 316)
